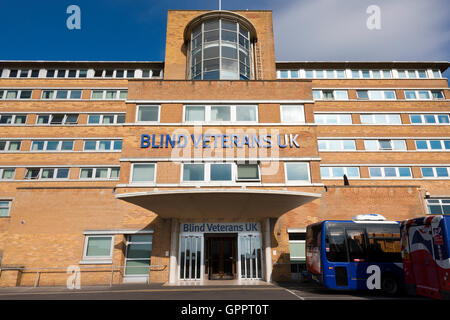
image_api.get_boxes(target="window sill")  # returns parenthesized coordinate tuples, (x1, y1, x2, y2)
(79, 259, 112, 265)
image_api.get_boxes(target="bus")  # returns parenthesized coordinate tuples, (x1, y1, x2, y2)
(306, 215, 404, 295)
(400, 214, 450, 300)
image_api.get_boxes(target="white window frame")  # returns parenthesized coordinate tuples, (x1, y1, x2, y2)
(0, 114, 27, 125)
(320, 166, 360, 179)
(35, 113, 79, 125)
(0, 168, 15, 180)
(180, 162, 260, 184)
(360, 114, 402, 125)
(426, 198, 450, 214)
(130, 163, 157, 184)
(0, 200, 11, 217)
(0, 89, 32, 100)
(420, 167, 450, 179)
(30, 140, 75, 152)
(415, 140, 450, 151)
(368, 167, 412, 179)
(314, 114, 353, 125)
(364, 139, 407, 151)
(284, 162, 311, 184)
(0, 140, 21, 152)
(82, 235, 114, 262)
(136, 105, 161, 123)
(79, 167, 120, 180)
(318, 140, 356, 151)
(280, 105, 305, 123)
(87, 113, 126, 125)
(82, 140, 123, 152)
(313, 90, 348, 101)
(24, 168, 70, 180)
(90, 90, 128, 100)
(409, 114, 450, 125)
(183, 105, 258, 124)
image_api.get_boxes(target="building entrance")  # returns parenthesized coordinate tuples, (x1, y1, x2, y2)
(205, 234, 237, 280)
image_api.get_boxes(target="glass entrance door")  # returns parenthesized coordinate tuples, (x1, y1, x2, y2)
(179, 234, 203, 280)
(239, 234, 263, 279)
(124, 234, 152, 283)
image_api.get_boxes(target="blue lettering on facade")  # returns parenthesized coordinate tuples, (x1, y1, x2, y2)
(139, 134, 297, 149)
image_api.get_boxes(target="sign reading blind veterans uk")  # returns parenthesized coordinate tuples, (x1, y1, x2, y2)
(141, 133, 300, 149)
(181, 222, 261, 233)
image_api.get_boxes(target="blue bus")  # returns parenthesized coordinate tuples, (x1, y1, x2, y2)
(306, 215, 404, 294)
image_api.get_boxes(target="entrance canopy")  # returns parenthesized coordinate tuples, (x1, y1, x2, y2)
(116, 189, 321, 218)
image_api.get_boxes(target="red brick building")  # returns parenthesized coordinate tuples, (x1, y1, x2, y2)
(0, 10, 448, 286)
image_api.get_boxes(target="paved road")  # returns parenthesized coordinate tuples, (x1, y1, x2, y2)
(0, 281, 425, 300)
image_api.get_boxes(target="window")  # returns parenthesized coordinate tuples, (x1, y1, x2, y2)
(0, 201, 11, 217)
(289, 232, 306, 263)
(410, 114, 449, 124)
(431, 70, 441, 78)
(397, 69, 429, 79)
(364, 139, 406, 151)
(351, 69, 392, 79)
(415, 140, 450, 151)
(325, 226, 347, 262)
(124, 234, 152, 276)
(0, 141, 21, 151)
(83, 140, 122, 151)
(360, 114, 401, 125)
(0, 114, 27, 124)
(137, 106, 160, 122)
(24, 168, 70, 180)
(0, 168, 15, 180)
(369, 167, 412, 178)
(131, 164, 155, 183)
(184, 105, 257, 123)
(1, 90, 32, 100)
(312, 90, 348, 100)
(320, 167, 360, 179)
(280, 105, 305, 123)
(80, 167, 120, 180)
(356, 90, 396, 100)
(91, 90, 127, 100)
(88, 113, 126, 124)
(190, 18, 251, 80)
(404, 90, 444, 100)
(314, 114, 352, 124)
(36, 114, 79, 125)
(31, 140, 74, 151)
(41, 90, 82, 100)
(366, 225, 402, 262)
(236, 163, 259, 181)
(421, 167, 449, 178)
(285, 162, 310, 182)
(318, 140, 356, 151)
(181, 162, 260, 183)
(426, 199, 450, 214)
(83, 236, 113, 260)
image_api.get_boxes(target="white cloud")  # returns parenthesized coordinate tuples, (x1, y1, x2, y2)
(273, 0, 450, 61)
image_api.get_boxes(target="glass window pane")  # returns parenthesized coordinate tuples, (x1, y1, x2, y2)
(346, 167, 360, 178)
(110, 168, 120, 179)
(80, 168, 93, 179)
(436, 168, 448, 177)
(55, 90, 68, 99)
(392, 140, 406, 150)
(41, 168, 54, 179)
(331, 167, 344, 178)
(86, 237, 112, 257)
(95, 168, 108, 178)
(404, 91, 416, 99)
(92, 91, 104, 99)
(84, 141, 97, 150)
(418, 91, 430, 99)
(281, 106, 304, 123)
(236, 106, 256, 121)
(61, 141, 73, 150)
(124, 260, 150, 275)
(421, 168, 434, 177)
(99, 141, 111, 150)
(320, 167, 330, 178)
(46, 141, 59, 150)
(185, 106, 205, 121)
(398, 167, 411, 177)
(429, 140, 442, 150)
(334, 91, 348, 100)
(384, 91, 396, 100)
(88, 115, 101, 124)
(364, 140, 378, 150)
(56, 168, 69, 179)
(132, 164, 155, 182)
(70, 90, 82, 99)
(183, 164, 204, 181)
(437, 115, 449, 123)
(369, 168, 382, 177)
(2, 169, 15, 180)
(410, 115, 422, 124)
(286, 163, 309, 181)
(357, 90, 369, 99)
(138, 106, 159, 122)
(237, 164, 259, 180)
(32, 141, 45, 151)
(211, 106, 231, 121)
(342, 140, 356, 150)
(210, 164, 232, 181)
(384, 167, 397, 177)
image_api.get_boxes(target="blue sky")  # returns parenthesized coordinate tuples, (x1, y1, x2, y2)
(0, 0, 449, 76)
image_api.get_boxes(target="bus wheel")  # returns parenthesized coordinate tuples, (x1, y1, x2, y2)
(381, 275, 399, 295)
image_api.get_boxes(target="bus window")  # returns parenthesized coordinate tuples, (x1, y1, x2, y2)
(325, 227, 347, 262)
(306, 223, 322, 274)
(366, 225, 402, 262)
(346, 229, 366, 262)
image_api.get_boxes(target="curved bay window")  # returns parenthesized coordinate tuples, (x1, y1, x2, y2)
(190, 18, 251, 80)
